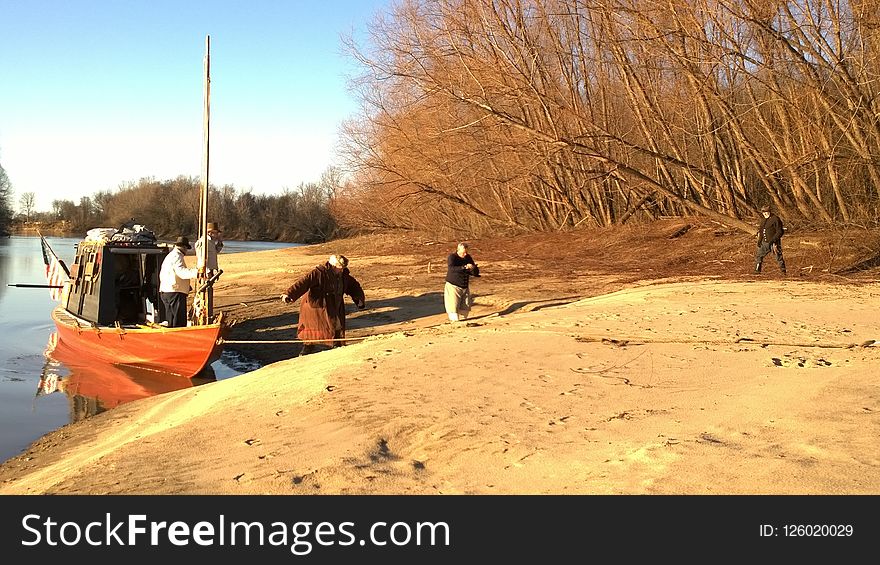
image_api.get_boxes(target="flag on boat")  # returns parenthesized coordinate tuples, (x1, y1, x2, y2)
(40, 235, 70, 301)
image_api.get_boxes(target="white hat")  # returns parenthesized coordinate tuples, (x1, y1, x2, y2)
(328, 254, 349, 268)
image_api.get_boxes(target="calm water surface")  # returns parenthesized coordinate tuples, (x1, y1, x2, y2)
(0, 235, 301, 463)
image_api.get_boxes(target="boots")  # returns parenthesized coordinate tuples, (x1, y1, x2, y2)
(754, 263, 762, 274)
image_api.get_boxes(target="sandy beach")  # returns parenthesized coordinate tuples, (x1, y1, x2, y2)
(1, 223, 878, 494)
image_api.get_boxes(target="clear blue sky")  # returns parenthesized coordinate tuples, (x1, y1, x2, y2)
(0, 0, 390, 212)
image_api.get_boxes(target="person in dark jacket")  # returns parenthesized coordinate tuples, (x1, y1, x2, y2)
(444, 242, 480, 321)
(281, 254, 366, 356)
(755, 204, 786, 275)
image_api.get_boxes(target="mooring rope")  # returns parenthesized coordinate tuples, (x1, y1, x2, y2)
(220, 336, 371, 344)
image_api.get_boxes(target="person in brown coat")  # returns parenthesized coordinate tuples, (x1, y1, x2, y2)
(280, 254, 366, 356)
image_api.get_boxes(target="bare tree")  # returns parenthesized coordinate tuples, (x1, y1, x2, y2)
(338, 0, 880, 237)
(0, 160, 13, 233)
(18, 192, 36, 222)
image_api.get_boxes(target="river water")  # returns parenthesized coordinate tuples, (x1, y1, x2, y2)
(0, 235, 300, 463)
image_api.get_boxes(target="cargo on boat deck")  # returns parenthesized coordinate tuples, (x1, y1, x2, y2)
(63, 237, 170, 326)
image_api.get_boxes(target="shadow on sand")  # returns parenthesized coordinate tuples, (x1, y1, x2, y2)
(225, 292, 446, 365)
(496, 296, 583, 316)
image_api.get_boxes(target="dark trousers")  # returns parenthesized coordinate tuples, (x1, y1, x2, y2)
(756, 240, 786, 273)
(161, 292, 188, 328)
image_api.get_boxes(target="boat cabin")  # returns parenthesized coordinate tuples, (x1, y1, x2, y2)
(63, 239, 170, 326)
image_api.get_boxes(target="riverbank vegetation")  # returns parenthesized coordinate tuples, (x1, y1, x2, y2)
(335, 0, 880, 238)
(0, 162, 13, 236)
(5, 170, 340, 242)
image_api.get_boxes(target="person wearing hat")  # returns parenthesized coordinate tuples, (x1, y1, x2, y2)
(280, 254, 366, 356)
(195, 222, 224, 275)
(159, 236, 199, 327)
(755, 204, 786, 275)
(195, 222, 224, 318)
(444, 242, 480, 321)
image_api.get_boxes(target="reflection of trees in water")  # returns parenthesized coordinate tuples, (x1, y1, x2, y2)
(0, 239, 9, 304)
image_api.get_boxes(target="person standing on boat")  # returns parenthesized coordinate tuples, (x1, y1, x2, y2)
(280, 254, 366, 356)
(195, 222, 223, 276)
(159, 236, 198, 328)
(195, 222, 224, 319)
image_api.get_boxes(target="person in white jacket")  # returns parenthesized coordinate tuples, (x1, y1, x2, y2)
(159, 236, 198, 327)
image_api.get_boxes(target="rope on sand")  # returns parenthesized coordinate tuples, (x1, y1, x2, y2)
(220, 336, 370, 344)
(215, 296, 279, 309)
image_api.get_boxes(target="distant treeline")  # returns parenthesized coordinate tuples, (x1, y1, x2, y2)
(333, 0, 880, 237)
(4, 168, 343, 243)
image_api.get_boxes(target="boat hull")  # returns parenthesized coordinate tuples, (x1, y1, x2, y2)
(51, 306, 226, 378)
(42, 332, 214, 416)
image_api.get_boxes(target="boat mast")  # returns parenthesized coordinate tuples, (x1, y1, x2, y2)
(197, 34, 211, 325)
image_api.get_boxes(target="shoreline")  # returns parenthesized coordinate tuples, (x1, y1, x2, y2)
(2, 229, 879, 494)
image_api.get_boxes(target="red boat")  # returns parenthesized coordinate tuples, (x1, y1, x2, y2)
(39, 332, 215, 420)
(51, 304, 225, 378)
(42, 37, 228, 379)
(47, 234, 228, 378)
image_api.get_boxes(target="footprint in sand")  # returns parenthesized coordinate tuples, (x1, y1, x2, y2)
(771, 356, 833, 368)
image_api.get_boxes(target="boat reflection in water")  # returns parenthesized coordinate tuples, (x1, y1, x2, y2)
(37, 332, 216, 422)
